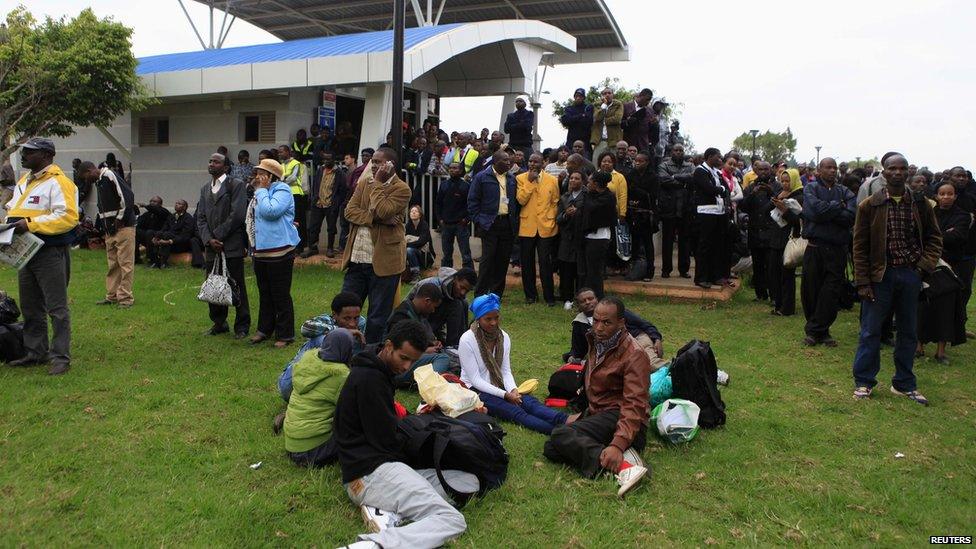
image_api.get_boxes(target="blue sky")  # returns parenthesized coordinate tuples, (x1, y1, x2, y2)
(13, 0, 976, 169)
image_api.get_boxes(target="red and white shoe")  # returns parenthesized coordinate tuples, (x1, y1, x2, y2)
(616, 448, 649, 497)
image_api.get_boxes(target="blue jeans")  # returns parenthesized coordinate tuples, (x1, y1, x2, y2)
(478, 393, 567, 435)
(852, 266, 921, 391)
(342, 262, 400, 344)
(441, 222, 473, 270)
(395, 352, 452, 387)
(278, 334, 325, 401)
(406, 247, 423, 271)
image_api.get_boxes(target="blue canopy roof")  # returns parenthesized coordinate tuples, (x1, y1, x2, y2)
(137, 24, 461, 75)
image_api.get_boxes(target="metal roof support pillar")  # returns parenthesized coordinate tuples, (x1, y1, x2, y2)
(392, 0, 405, 158)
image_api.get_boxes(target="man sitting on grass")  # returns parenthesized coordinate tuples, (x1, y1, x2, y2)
(406, 267, 478, 349)
(567, 287, 667, 371)
(384, 283, 452, 387)
(544, 296, 651, 498)
(335, 320, 478, 548)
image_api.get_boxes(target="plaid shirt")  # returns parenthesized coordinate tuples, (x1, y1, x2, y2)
(885, 194, 921, 267)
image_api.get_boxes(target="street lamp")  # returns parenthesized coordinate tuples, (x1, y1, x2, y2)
(749, 129, 759, 158)
(815, 145, 822, 165)
(391, 0, 405, 157)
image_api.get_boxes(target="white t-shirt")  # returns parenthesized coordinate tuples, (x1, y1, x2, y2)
(458, 329, 517, 398)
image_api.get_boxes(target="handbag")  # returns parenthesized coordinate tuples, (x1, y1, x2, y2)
(197, 252, 235, 307)
(783, 234, 808, 268)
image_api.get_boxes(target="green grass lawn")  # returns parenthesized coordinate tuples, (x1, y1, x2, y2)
(1, 251, 974, 547)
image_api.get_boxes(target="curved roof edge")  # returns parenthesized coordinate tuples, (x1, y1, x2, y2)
(139, 20, 577, 98)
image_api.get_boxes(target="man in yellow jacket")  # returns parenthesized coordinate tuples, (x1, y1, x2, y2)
(516, 152, 560, 305)
(4, 138, 79, 375)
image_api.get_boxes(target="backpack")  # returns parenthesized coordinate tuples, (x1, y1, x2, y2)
(397, 411, 509, 507)
(545, 363, 586, 410)
(0, 322, 26, 363)
(669, 340, 726, 428)
(0, 292, 20, 324)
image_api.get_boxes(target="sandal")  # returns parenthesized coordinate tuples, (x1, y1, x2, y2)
(273, 340, 293, 349)
(853, 386, 872, 400)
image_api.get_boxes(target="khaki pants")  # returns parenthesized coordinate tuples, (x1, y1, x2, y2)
(635, 332, 668, 372)
(105, 226, 135, 305)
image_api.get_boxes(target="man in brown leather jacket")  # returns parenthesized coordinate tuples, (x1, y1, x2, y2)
(341, 147, 412, 344)
(851, 154, 942, 406)
(544, 296, 651, 497)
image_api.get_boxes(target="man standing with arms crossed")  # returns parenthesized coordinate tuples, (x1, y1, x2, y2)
(4, 138, 79, 375)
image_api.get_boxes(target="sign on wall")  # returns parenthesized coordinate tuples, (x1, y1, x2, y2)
(319, 91, 337, 132)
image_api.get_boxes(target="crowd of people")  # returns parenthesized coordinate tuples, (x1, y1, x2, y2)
(3, 84, 975, 547)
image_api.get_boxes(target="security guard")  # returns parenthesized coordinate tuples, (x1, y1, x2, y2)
(4, 138, 79, 375)
(278, 143, 308, 253)
(291, 129, 314, 163)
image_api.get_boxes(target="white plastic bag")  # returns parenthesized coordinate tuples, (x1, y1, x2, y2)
(414, 364, 483, 418)
(650, 398, 701, 444)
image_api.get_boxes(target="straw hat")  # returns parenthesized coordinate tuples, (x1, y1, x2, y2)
(254, 158, 283, 179)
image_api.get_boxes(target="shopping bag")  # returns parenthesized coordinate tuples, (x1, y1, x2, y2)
(197, 252, 234, 306)
(414, 364, 483, 418)
(650, 398, 701, 444)
(783, 234, 808, 269)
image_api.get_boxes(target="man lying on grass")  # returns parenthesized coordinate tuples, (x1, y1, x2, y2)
(545, 296, 651, 498)
(335, 319, 478, 548)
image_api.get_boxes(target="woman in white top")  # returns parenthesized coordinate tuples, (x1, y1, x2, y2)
(458, 293, 567, 434)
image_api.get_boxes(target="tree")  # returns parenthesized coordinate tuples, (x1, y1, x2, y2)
(0, 6, 154, 159)
(731, 128, 798, 164)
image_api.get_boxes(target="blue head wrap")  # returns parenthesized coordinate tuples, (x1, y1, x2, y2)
(470, 293, 501, 320)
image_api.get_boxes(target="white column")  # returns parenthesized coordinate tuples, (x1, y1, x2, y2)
(417, 90, 429, 127)
(498, 93, 519, 134)
(359, 83, 393, 153)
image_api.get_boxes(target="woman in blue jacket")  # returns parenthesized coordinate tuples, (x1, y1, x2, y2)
(247, 159, 301, 348)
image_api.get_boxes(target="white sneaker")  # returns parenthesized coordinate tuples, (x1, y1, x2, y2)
(337, 541, 380, 549)
(563, 301, 573, 311)
(360, 505, 401, 533)
(716, 369, 730, 386)
(616, 464, 648, 497)
(622, 447, 645, 468)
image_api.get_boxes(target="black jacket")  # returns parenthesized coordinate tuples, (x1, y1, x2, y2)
(580, 189, 617, 235)
(801, 179, 856, 247)
(406, 219, 432, 251)
(935, 205, 972, 262)
(136, 204, 169, 233)
(436, 177, 470, 224)
(657, 158, 694, 218)
(94, 174, 136, 232)
(557, 190, 586, 262)
(334, 345, 406, 483)
(740, 180, 783, 249)
(692, 165, 729, 209)
(504, 109, 534, 147)
(310, 167, 347, 209)
(196, 176, 248, 258)
(560, 103, 594, 149)
(159, 212, 196, 244)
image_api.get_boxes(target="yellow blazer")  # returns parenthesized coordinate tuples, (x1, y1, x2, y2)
(516, 171, 560, 238)
(607, 170, 628, 217)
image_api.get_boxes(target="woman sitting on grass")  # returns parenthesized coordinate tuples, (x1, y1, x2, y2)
(458, 293, 568, 434)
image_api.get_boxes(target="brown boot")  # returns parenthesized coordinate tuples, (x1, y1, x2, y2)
(272, 412, 286, 435)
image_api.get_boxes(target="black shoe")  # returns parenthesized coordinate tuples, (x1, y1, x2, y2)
(5, 356, 46, 367)
(300, 248, 318, 259)
(821, 337, 838, 348)
(695, 281, 713, 289)
(546, 301, 556, 307)
(206, 324, 230, 336)
(661, 272, 671, 278)
(48, 363, 70, 376)
(802, 335, 819, 346)
(234, 331, 248, 340)
(525, 297, 537, 305)
(680, 273, 691, 279)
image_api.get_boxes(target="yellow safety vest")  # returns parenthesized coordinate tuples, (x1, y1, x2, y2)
(292, 140, 313, 160)
(282, 158, 306, 195)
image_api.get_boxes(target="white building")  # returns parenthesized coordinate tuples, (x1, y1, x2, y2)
(49, 1, 628, 203)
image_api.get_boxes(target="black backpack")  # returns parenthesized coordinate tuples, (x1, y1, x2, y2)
(669, 340, 726, 428)
(0, 322, 26, 363)
(0, 293, 20, 324)
(397, 411, 508, 507)
(546, 363, 587, 411)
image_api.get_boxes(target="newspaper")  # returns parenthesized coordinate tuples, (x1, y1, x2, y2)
(0, 224, 44, 270)
(770, 198, 802, 228)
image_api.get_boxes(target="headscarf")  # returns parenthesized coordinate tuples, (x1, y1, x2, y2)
(784, 168, 803, 193)
(470, 293, 500, 321)
(317, 328, 355, 365)
(469, 294, 504, 389)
